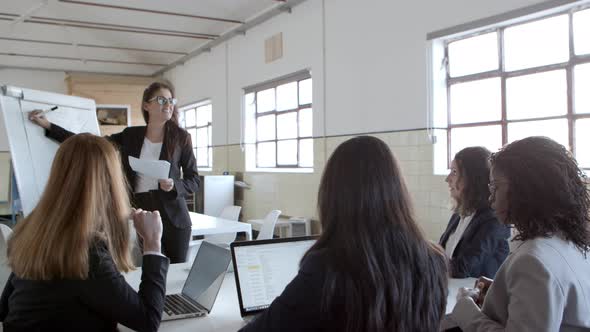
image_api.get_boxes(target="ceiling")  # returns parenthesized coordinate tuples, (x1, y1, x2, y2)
(0, 0, 289, 76)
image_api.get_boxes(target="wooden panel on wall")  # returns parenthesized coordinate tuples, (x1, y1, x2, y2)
(66, 73, 155, 134)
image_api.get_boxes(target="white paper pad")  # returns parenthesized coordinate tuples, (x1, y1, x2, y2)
(129, 156, 170, 179)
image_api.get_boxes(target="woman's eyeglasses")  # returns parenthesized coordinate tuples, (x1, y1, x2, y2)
(149, 96, 178, 106)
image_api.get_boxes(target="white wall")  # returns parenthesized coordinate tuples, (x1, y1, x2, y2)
(0, 69, 68, 94)
(166, 0, 547, 142)
(162, 0, 552, 238)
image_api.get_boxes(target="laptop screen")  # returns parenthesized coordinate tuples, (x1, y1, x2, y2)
(182, 241, 232, 312)
(231, 236, 317, 316)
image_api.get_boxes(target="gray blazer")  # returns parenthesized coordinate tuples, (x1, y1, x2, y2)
(451, 235, 590, 332)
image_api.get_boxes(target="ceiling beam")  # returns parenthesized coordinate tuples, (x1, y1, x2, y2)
(0, 37, 188, 55)
(0, 12, 218, 39)
(0, 52, 167, 67)
(58, 0, 244, 24)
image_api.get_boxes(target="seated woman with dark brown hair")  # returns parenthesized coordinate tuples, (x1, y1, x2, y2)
(0, 134, 169, 332)
(440, 146, 510, 278)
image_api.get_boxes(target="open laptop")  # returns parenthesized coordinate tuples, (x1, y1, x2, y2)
(162, 241, 231, 321)
(230, 236, 318, 318)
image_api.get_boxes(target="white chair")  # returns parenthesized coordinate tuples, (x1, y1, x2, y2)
(256, 210, 282, 240)
(204, 206, 242, 246)
(0, 224, 13, 288)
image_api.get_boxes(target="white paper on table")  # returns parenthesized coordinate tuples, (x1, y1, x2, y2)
(128, 156, 171, 179)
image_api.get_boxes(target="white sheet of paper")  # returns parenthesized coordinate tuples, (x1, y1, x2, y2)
(128, 156, 171, 179)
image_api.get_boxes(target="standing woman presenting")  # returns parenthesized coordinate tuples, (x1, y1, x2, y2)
(29, 81, 199, 263)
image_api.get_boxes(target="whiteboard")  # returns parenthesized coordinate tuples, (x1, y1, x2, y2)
(0, 85, 100, 216)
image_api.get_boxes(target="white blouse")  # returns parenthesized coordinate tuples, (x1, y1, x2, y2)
(134, 138, 163, 193)
(445, 213, 474, 258)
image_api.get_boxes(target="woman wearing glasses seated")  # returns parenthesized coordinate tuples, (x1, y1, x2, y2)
(440, 147, 510, 278)
(450, 137, 590, 331)
(29, 81, 199, 263)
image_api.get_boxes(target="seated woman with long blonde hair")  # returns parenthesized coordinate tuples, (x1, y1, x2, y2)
(0, 134, 169, 332)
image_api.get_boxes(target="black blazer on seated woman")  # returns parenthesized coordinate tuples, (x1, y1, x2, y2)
(439, 207, 510, 278)
(45, 123, 199, 228)
(0, 241, 169, 332)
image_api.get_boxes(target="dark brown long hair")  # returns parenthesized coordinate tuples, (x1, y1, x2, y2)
(142, 81, 183, 159)
(454, 146, 492, 216)
(490, 136, 590, 256)
(307, 136, 448, 332)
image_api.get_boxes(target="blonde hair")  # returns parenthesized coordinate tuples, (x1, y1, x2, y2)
(8, 133, 135, 280)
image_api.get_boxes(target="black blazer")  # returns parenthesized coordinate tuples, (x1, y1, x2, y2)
(45, 124, 200, 228)
(439, 207, 510, 278)
(0, 241, 169, 332)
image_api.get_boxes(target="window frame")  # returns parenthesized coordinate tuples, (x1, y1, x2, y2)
(248, 73, 313, 169)
(179, 100, 212, 170)
(445, 7, 590, 169)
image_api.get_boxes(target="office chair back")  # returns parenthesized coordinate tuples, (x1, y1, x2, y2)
(205, 206, 242, 246)
(257, 210, 282, 240)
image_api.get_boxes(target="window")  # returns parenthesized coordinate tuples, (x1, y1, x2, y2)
(244, 72, 313, 170)
(443, 7, 590, 169)
(179, 101, 212, 169)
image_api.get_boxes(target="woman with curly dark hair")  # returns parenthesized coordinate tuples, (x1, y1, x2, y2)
(440, 147, 510, 278)
(449, 136, 590, 331)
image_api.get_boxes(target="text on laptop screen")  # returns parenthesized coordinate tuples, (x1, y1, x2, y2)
(234, 239, 315, 312)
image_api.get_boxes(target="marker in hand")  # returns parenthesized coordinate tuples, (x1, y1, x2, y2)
(39, 106, 58, 115)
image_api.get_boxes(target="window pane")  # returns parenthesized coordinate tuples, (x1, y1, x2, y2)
(506, 70, 567, 120)
(448, 32, 499, 77)
(504, 15, 569, 71)
(257, 88, 275, 113)
(185, 109, 196, 127)
(277, 139, 298, 165)
(276, 82, 298, 111)
(245, 93, 256, 143)
(299, 78, 312, 105)
(575, 119, 590, 168)
(299, 139, 313, 167)
(575, 63, 590, 114)
(179, 111, 185, 128)
(196, 104, 212, 126)
(196, 147, 208, 167)
(208, 126, 212, 146)
(508, 119, 568, 148)
(450, 78, 501, 124)
(277, 112, 298, 139)
(209, 147, 212, 168)
(196, 128, 208, 148)
(257, 142, 276, 167)
(188, 128, 197, 148)
(299, 108, 312, 137)
(574, 8, 590, 55)
(450, 125, 502, 159)
(257, 114, 276, 141)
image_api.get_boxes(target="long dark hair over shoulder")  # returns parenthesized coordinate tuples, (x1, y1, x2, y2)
(306, 136, 448, 332)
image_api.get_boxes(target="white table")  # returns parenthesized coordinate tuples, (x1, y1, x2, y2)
(190, 212, 252, 241)
(121, 263, 247, 332)
(120, 263, 474, 332)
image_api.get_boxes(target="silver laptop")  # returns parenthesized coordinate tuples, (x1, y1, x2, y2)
(230, 236, 317, 318)
(162, 241, 231, 321)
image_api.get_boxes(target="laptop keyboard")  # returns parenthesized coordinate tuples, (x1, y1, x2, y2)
(164, 294, 204, 316)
